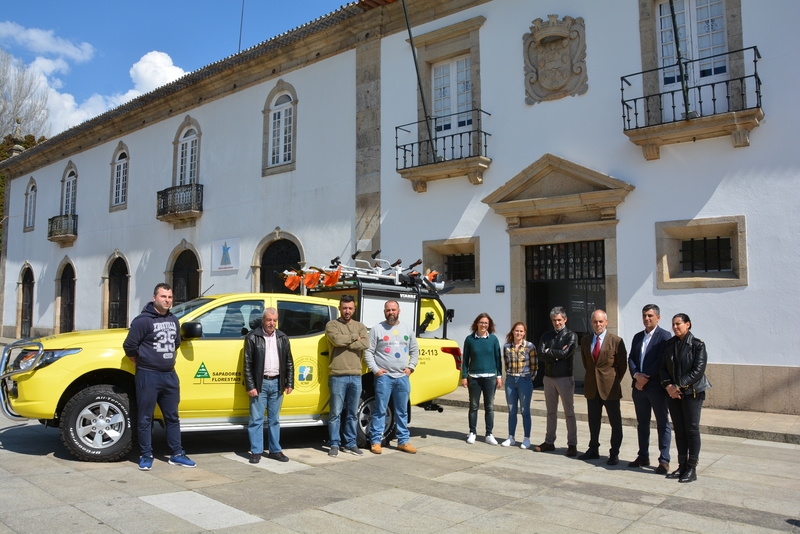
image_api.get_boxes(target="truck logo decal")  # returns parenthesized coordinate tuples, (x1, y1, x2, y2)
(194, 362, 242, 384)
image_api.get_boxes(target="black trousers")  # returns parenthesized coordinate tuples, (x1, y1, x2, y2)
(586, 394, 623, 456)
(668, 391, 705, 459)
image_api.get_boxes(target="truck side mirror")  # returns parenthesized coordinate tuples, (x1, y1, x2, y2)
(181, 321, 203, 340)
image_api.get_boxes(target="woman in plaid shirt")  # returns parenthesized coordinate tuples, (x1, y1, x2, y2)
(502, 322, 537, 449)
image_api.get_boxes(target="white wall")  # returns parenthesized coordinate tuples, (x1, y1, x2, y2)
(378, 0, 800, 364)
(4, 50, 357, 330)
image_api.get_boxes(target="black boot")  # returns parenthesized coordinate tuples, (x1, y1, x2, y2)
(666, 455, 687, 479)
(679, 457, 698, 483)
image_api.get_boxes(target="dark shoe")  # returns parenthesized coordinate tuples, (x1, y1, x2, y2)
(267, 452, 289, 463)
(666, 465, 686, 479)
(249, 453, 261, 464)
(679, 467, 697, 483)
(344, 446, 364, 456)
(655, 461, 669, 475)
(328, 446, 339, 457)
(534, 442, 555, 452)
(666, 455, 687, 479)
(578, 449, 600, 460)
(607, 454, 619, 466)
(627, 456, 650, 468)
(565, 445, 578, 457)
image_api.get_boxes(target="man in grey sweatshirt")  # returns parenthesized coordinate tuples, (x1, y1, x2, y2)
(364, 300, 418, 455)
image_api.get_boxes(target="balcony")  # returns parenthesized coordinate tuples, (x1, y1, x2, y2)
(621, 47, 763, 160)
(156, 183, 203, 228)
(47, 214, 78, 246)
(395, 109, 492, 192)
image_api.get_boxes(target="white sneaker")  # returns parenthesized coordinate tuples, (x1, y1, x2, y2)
(501, 437, 516, 447)
(520, 438, 531, 449)
(466, 432, 476, 444)
(485, 434, 498, 446)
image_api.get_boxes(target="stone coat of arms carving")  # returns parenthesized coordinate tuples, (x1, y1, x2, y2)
(523, 14, 588, 105)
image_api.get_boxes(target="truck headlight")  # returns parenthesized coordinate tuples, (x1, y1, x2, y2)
(14, 348, 82, 371)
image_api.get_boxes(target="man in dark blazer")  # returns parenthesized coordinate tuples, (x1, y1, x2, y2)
(627, 304, 672, 474)
(579, 309, 628, 465)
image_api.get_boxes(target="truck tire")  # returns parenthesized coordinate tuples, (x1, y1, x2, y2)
(60, 385, 133, 462)
(356, 390, 396, 448)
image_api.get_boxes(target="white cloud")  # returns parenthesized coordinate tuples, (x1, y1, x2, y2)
(129, 51, 186, 93)
(45, 51, 187, 133)
(0, 21, 94, 62)
(1, 21, 188, 134)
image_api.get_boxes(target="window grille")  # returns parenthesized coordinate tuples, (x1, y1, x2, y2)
(680, 237, 732, 272)
(526, 241, 605, 281)
(446, 253, 475, 282)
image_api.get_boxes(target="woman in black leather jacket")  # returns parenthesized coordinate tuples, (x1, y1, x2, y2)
(659, 313, 711, 483)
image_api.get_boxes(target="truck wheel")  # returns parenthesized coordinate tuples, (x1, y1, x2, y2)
(356, 391, 396, 448)
(60, 385, 133, 462)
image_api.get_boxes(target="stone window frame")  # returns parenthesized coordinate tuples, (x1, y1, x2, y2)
(23, 177, 36, 232)
(262, 79, 298, 177)
(422, 236, 479, 294)
(411, 16, 485, 147)
(171, 116, 202, 186)
(656, 215, 747, 290)
(109, 141, 129, 212)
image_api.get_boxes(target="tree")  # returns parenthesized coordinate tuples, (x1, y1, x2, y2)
(0, 49, 49, 138)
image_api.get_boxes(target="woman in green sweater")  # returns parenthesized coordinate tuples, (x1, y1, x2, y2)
(461, 313, 503, 445)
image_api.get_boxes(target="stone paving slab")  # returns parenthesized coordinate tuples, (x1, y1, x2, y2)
(2, 402, 800, 533)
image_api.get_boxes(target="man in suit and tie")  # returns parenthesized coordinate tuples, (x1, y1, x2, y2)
(579, 309, 628, 465)
(627, 304, 672, 474)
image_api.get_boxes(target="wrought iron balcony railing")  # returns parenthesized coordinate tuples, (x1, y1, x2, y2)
(621, 47, 762, 131)
(156, 183, 203, 224)
(47, 214, 78, 244)
(395, 109, 491, 171)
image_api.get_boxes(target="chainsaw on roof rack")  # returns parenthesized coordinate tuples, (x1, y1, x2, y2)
(280, 250, 445, 292)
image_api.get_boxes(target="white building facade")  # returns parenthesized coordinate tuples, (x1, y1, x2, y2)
(2, 0, 798, 414)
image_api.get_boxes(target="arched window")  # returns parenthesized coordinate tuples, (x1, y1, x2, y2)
(111, 144, 129, 208)
(59, 264, 76, 333)
(172, 117, 202, 187)
(261, 239, 301, 294)
(21, 267, 34, 338)
(173, 250, 200, 305)
(108, 257, 129, 328)
(24, 179, 36, 229)
(262, 80, 298, 176)
(178, 128, 198, 185)
(63, 168, 77, 215)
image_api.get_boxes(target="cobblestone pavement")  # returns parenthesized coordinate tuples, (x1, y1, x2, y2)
(1, 403, 799, 533)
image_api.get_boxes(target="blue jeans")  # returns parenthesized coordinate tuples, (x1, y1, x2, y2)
(505, 374, 533, 438)
(328, 375, 362, 448)
(370, 374, 410, 446)
(248, 378, 283, 455)
(135, 369, 182, 457)
(467, 376, 497, 436)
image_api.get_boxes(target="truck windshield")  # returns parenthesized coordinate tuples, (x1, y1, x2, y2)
(171, 298, 212, 320)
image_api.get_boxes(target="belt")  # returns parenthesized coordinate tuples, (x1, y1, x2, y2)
(264, 375, 279, 380)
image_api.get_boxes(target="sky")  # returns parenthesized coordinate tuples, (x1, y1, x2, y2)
(2, 1, 350, 137)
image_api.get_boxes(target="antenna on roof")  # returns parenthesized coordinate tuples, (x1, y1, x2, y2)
(238, 0, 246, 53)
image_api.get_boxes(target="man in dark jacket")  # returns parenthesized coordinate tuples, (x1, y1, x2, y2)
(628, 304, 672, 474)
(123, 283, 195, 470)
(579, 309, 628, 465)
(534, 306, 579, 457)
(243, 307, 294, 463)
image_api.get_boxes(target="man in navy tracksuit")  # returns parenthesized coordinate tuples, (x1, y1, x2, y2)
(123, 283, 195, 470)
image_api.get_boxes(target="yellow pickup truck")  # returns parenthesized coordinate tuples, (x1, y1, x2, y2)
(1, 281, 461, 461)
